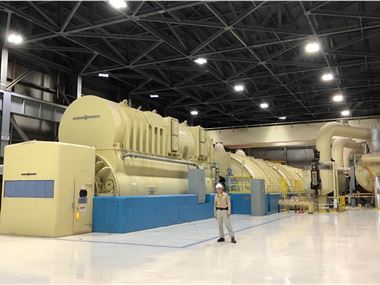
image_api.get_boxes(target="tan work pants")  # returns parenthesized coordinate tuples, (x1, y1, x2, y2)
(216, 209, 234, 238)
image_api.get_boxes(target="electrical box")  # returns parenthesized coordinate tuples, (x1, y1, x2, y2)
(0, 141, 95, 237)
(251, 179, 265, 216)
(188, 168, 206, 203)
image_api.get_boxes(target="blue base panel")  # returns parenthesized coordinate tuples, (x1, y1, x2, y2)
(229, 193, 282, 215)
(93, 194, 215, 233)
(93, 193, 282, 233)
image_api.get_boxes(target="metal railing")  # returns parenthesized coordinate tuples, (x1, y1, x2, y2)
(226, 175, 304, 196)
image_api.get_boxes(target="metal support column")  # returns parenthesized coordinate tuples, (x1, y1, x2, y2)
(375, 176, 380, 208)
(1, 48, 8, 88)
(1, 91, 11, 156)
(128, 94, 132, 106)
(76, 75, 82, 99)
(284, 146, 288, 164)
(349, 166, 355, 205)
(1, 12, 11, 90)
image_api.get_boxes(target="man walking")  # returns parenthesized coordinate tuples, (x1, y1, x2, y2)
(214, 183, 236, 243)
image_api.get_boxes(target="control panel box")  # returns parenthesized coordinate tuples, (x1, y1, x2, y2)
(0, 141, 95, 237)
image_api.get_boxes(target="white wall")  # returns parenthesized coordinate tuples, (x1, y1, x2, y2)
(207, 118, 380, 148)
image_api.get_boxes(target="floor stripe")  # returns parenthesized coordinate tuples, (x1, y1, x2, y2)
(182, 214, 294, 248)
(57, 238, 182, 249)
(57, 214, 295, 249)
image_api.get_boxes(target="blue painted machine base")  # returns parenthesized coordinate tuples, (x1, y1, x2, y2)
(93, 193, 282, 233)
(229, 193, 282, 215)
(93, 194, 215, 233)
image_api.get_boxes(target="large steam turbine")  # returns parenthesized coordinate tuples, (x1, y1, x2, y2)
(59, 96, 215, 196)
(214, 143, 304, 193)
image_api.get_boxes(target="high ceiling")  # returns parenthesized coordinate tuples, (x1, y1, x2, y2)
(1, 1, 380, 128)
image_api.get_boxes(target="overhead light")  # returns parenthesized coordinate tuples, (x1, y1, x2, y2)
(305, 41, 320, 53)
(341, 110, 350, 116)
(7, 33, 23, 44)
(150, 94, 159, 98)
(190, 110, 198, 116)
(194, 57, 207, 65)
(109, 0, 127, 9)
(98, 73, 109, 78)
(234, 84, 244, 92)
(260, 102, 269, 109)
(332, 94, 344, 102)
(321, 73, 334, 81)
(278, 116, 287, 120)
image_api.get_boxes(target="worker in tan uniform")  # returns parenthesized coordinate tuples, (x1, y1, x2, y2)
(214, 183, 236, 243)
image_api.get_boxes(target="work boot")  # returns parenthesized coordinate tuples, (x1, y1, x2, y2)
(231, 236, 237, 243)
(217, 237, 225, 242)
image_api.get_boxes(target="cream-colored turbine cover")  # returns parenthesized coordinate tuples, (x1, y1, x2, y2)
(59, 95, 215, 196)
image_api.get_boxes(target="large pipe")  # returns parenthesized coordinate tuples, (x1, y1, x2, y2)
(316, 122, 371, 163)
(121, 152, 198, 167)
(331, 138, 363, 168)
(343, 148, 362, 169)
(316, 122, 371, 195)
(354, 128, 380, 193)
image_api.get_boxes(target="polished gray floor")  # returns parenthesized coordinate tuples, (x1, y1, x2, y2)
(0, 209, 379, 284)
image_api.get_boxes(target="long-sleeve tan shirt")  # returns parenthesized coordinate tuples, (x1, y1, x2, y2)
(214, 192, 231, 215)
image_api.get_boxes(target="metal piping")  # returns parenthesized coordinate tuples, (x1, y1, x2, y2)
(316, 122, 371, 195)
(343, 148, 362, 169)
(121, 152, 198, 167)
(331, 138, 363, 168)
(316, 122, 371, 163)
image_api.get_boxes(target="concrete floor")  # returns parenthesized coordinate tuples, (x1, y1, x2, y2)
(0, 209, 379, 284)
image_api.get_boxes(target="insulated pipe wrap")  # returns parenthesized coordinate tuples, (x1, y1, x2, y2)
(316, 122, 371, 195)
(331, 138, 363, 168)
(316, 122, 371, 163)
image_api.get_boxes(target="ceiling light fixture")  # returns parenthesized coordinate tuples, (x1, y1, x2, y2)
(98, 73, 109, 78)
(305, 41, 320, 53)
(7, 33, 23, 44)
(194, 57, 207, 65)
(234, 84, 244, 92)
(332, 94, 344, 102)
(260, 102, 269, 109)
(109, 0, 127, 9)
(190, 110, 198, 116)
(321, 73, 334, 81)
(341, 110, 350, 116)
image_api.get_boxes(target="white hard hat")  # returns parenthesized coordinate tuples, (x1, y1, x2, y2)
(215, 183, 224, 189)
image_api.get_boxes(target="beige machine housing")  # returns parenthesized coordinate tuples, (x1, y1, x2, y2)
(355, 153, 380, 192)
(59, 95, 215, 196)
(0, 141, 95, 237)
(214, 144, 303, 193)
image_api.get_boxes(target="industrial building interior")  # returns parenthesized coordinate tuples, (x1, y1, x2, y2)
(0, 1, 380, 284)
